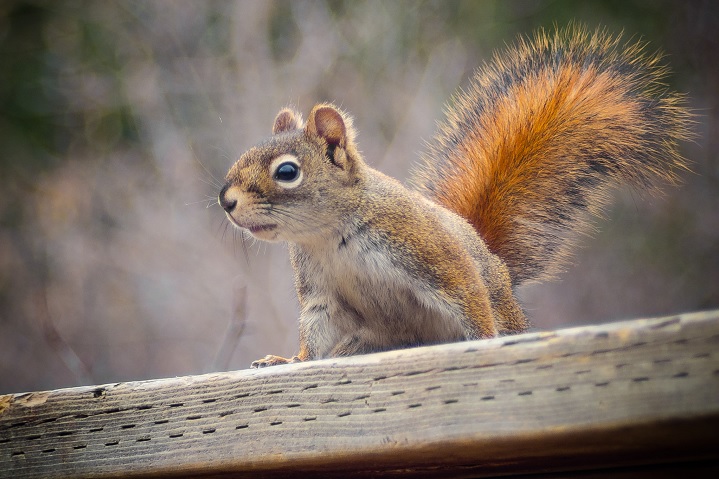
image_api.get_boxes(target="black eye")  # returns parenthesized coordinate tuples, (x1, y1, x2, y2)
(274, 162, 299, 182)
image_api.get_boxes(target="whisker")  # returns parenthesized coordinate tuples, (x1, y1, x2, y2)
(264, 204, 320, 223)
(185, 196, 219, 207)
(261, 206, 340, 235)
(209, 144, 235, 165)
(196, 174, 224, 191)
(189, 143, 227, 190)
(240, 230, 250, 264)
(220, 220, 231, 242)
(232, 225, 238, 258)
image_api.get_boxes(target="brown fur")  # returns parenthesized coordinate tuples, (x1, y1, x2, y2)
(219, 26, 691, 367)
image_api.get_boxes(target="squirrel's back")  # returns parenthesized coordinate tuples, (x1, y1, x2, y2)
(412, 25, 691, 286)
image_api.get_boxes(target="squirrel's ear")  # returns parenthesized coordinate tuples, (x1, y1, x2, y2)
(306, 104, 347, 149)
(273, 108, 303, 134)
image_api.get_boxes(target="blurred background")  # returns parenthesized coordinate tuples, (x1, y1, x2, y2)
(1, 0, 717, 394)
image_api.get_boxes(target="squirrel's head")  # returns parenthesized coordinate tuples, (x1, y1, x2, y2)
(219, 103, 365, 243)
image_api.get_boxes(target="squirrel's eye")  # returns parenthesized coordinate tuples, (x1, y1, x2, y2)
(275, 162, 299, 182)
(270, 155, 303, 189)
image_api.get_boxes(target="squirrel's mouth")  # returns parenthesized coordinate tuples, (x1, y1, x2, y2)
(225, 213, 277, 235)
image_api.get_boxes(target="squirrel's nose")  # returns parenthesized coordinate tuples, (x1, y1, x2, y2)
(218, 183, 237, 212)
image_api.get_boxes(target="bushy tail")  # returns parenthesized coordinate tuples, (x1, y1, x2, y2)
(412, 25, 692, 286)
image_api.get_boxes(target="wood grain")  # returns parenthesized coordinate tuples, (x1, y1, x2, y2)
(1, 310, 718, 478)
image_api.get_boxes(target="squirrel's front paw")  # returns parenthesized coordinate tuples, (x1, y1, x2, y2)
(251, 354, 300, 369)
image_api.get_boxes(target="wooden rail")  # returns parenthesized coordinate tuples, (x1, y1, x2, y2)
(1, 310, 718, 478)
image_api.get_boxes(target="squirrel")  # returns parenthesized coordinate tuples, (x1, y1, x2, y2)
(218, 25, 691, 368)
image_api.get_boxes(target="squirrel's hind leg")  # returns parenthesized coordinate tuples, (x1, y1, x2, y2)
(328, 328, 382, 357)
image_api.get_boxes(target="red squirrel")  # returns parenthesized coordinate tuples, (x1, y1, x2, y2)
(218, 26, 691, 368)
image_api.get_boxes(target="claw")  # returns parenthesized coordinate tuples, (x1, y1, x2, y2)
(250, 354, 305, 369)
(250, 354, 292, 369)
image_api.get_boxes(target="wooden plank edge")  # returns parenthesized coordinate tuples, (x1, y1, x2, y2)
(1, 309, 718, 478)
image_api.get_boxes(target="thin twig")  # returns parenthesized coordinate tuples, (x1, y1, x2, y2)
(211, 283, 247, 372)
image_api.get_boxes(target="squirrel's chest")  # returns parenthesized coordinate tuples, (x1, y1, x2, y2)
(301, 237, 406, 311)
(291, 236, 466, 345)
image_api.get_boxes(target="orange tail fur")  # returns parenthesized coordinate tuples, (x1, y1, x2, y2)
(413, 25, 691, 286)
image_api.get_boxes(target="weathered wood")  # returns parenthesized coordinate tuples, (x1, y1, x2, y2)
(1, 310, 718, 478)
